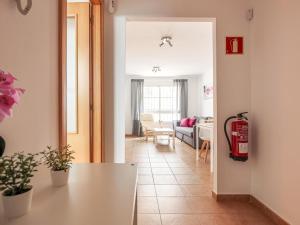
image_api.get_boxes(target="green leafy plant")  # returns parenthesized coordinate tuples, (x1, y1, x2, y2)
(0, 152, 40, 196)
(41, 145, 75, 172)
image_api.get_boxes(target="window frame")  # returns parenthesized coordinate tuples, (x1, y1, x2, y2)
(143, 85, 180, 122)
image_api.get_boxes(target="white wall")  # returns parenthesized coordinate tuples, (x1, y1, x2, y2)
(249, 0, 300, 224)
(104, 0, 251, 194)
(198, 70, 214, 117)
(0, 1, 58, 154)
(125, 75, 204, 135)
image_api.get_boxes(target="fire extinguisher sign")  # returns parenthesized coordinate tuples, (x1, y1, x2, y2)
(226, 37, 244, 54)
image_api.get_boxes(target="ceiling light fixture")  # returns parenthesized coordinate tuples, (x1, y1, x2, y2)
(159, 36, 173, 47)
(152, 66, 161, 73)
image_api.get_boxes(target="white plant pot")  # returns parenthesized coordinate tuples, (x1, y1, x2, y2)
(2, 188, 33, 218)
(51, 169, 69, 187)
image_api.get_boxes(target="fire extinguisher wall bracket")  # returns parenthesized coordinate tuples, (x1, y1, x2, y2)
(230, 153, 248, 162)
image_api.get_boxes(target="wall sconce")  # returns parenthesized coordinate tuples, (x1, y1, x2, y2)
(15, 0, 32, 15)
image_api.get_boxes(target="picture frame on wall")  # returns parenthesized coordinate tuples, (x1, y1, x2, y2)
(203, 85, 213, 99)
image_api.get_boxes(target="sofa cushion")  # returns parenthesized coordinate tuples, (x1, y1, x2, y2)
(180, 118, 189, 127)
(175, 126, 193, 137)
(188, 117, 197, 127)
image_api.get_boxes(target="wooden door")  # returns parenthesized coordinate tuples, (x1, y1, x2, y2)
(67, 3, 90, 163)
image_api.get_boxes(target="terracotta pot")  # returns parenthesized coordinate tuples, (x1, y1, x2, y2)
(2, 188, 33, 218)
(51, 169, 69, 187)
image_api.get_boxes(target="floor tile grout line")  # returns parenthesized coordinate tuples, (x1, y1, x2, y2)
(149, 146, 163, 225)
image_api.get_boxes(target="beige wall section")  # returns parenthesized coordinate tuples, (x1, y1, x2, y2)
(0, 1, 58, 153)
(103, 0, 252, 194)
(249, 0, 300, 224)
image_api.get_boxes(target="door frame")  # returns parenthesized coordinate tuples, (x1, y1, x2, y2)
(123, 16, 217, 192)
(58, 0, 104, 162)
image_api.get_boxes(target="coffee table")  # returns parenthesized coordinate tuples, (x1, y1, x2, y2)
(153, 128, 175, 149)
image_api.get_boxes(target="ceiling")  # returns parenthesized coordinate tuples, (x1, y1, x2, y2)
(126, 21, 213, 77)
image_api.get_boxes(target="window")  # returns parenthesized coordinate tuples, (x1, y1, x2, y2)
(144, 86, 180, 122)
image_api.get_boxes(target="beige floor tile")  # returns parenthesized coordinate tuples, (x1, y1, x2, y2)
(180, 185, 212, 196)
(186, 196, 228, 213)
(138, 197, 160, 214)
(151, 162, 169, 168)
(152, 168, 172, 175)
(161, 214, 201, 225)
(155, 185, 185, 197)
(138, 214, 162, 225)
(175, 175, 203, 185)
(165, 157, 183, 163)
(135, 158, 150, 163)
(157, 197, 191, 214)
(138, 162, 151, 168)
(153, 175, 177, 185)
(168, 162, 189, 168)
(197, 213, 243, 225)
(139, 175, 154, 185)
(138, 185, 156, 197)
(138, 168, 152, 175)
(238, 213, 275, 225)
(171, 167, 195, 175)
(150, 158, 167, 163)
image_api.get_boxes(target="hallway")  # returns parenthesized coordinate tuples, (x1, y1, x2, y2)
(125, 138, 274, 225)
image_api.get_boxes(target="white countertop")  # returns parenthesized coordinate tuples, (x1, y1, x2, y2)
(0, 163, 138, 225)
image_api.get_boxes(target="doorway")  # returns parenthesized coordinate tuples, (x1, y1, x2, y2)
(123, 16, 217, 197)
(122, 17, 217, 221)
(59, 0, 103, 163)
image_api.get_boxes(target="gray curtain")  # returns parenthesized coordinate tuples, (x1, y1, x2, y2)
(174, 79, 188, 119)
(131, 79, 144, 136)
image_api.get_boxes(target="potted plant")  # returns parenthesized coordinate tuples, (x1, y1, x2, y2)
(41, 145, 74, 187)
(0, 152, 39, 218)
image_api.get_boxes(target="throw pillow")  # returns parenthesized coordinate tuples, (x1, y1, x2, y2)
(188, 117, 197, 127)
(180, 118, 189, 127)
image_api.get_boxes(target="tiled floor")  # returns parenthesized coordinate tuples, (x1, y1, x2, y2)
(125, 137, 275, 225)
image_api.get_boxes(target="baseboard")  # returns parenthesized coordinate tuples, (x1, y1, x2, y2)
(212, 192, 290, 225)
(212, 192, 250, 202)
(249, 196, 290, 225)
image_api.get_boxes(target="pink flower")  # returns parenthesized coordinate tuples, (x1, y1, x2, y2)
(0, 95, 16, 122)
(0, 70, 16, 90)
(0, 69, 25, 122)
(2, 88, 25, 103)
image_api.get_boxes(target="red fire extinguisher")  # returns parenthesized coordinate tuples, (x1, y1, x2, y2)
(224, 112, 248, 162)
